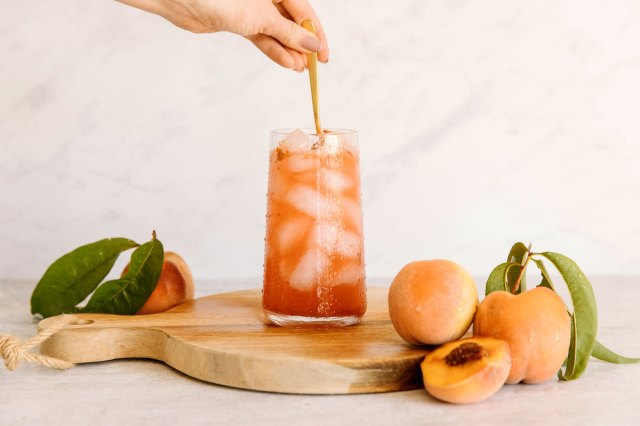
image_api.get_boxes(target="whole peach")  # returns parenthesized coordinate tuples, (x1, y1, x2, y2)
(388, 260, 478, 345)
(473, 287, 570, 384)
(122, 251, 195, 315)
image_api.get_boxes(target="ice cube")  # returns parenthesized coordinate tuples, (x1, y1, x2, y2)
(268, 172, 287, 201)
(293, 170, 315, 186)
(287, 185, 327, 218)
(335, 231, 361, 258)
(311, 221, 340, 252)
(278, 258, 294, 278)
(289, 249, 329, 290)
(281, 129, 311, 152)
(324, 170, 353, 193)
(343, 199, 363, 232)
(334, 263, 364, 285)
(282, 153, 316, 173)
(277, 217, 310, 253)
(314, 134, 341, 155)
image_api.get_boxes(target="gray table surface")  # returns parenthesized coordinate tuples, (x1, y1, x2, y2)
(2, 277, 640, 426)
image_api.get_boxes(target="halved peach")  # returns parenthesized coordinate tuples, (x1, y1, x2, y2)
(420, 337, 511, 404)
(122, 251, 195, 315)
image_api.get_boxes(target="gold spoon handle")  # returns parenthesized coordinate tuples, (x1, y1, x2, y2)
(301, 19, 322, 135)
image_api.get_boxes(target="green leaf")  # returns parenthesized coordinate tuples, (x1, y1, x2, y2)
(592, 339, 640, 364)
(540, 252, 598, 381)
(31, 238, 139, 318)
(506, 242, 529, 294)
(558, 313, 579, 380)
(81, 237, 164, 315)
(532, 258, 555, 290)
(486, 262, 520, 295)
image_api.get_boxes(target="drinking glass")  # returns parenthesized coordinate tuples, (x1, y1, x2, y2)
(262, 129, 367, 327)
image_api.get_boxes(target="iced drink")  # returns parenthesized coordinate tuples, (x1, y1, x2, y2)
(262, 129, 366, 326)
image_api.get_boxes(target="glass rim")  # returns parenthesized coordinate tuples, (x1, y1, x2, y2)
(271, 128, 357, 136)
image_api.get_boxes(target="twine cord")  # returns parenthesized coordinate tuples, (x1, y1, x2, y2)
(0, 314, 79, 371)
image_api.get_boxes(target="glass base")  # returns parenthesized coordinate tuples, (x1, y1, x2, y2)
(264, 310, 362, 328)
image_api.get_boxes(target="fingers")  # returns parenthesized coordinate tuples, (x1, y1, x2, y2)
(246, 35, 305, 72)
(273, 2, 309, 69)
(286, 47, 306, 72)
(278, 0, 329, 63)
(261, 10, 323, 57)
(273, 1, 294, 21)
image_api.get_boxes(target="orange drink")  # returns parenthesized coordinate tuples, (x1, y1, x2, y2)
(262, 129, 366, 326)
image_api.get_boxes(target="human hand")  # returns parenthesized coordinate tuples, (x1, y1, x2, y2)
(117, 0, 329, 71)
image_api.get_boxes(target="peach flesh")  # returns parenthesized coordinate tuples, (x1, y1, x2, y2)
(421, 337, 511, 404)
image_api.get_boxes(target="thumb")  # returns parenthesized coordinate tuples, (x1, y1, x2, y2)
(262, 13, 322, 54)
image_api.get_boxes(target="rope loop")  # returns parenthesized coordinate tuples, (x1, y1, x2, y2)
(1, 315, 79, 371)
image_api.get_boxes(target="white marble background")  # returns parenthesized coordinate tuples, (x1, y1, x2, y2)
(1, 1, 640, 282)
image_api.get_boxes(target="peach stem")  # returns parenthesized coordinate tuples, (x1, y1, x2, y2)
(511, 252, 533, 294)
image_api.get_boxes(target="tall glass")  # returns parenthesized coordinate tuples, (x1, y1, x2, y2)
(262, 129, 367, 327)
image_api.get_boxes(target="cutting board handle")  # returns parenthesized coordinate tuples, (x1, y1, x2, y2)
(39, 316, 168, 363)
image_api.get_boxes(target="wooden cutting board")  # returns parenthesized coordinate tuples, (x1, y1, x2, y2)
(38, 287, 429, 394)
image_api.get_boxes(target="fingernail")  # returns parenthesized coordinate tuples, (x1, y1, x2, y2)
(301, 35, 322, 52)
